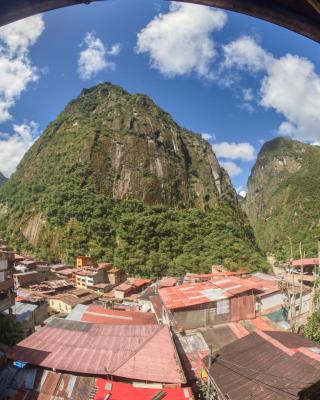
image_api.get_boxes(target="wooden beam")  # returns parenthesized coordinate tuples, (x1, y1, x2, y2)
(306, 0, 320, 14)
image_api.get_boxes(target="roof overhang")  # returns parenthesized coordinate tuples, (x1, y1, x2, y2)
(0, 0, 319, 42)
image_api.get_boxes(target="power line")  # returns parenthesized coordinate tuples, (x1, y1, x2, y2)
(215, 357, 317, 387)
(213, 359, 307, 399)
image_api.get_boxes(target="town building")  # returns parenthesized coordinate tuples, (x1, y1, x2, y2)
(0, 366, 193, 399)
(48, 288, 100, 313)
(159, 277, 262, 329)
(208, 329, 320, 399)
(7, 317, 186, 385)
(114, 278, 152, 300)
(74, 261, 126, 291)
(76, 255, 93, 268)
(3, 301, 48, 333)
(0, 251, 15, 312)
(75, 265, 108, 289)
(13, 271, 39, 288)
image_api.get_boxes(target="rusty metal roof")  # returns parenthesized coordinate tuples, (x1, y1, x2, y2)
(7, 318, 185, 384)
(0, 365, 95, 399)
(67, 303, 158, 325)
(292, 258, 320, 266)
(159, 277, 258, 310)
(209, 329, 320, 399)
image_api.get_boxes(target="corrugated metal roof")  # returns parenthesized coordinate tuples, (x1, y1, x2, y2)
(4, 301, 37, 322)
(0, 365, 96, 399)
(209, 330, 320, 399)
(292, 258, 320, 266)
(159, 277, 258, 310)
(7, 318, 185, 384)
(66, 304, 158, 325)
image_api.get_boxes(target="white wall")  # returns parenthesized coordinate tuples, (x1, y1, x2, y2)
(260, 293, 284, 312)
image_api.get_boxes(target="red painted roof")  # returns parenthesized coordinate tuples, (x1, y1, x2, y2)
(158, 277, 179, 288)
(292, 258, 320, 266)
(13, 253, 25, 262)
(94, 379, 193, 400)
(56, 268, 74, 275)
(114, 283, 133, 292)
(8, 318, 185, 384)
(185, 269, 248, 281)
(133, 278, 152, 288)
(159, 277, 258, 310)
(79, 304, 158, 325)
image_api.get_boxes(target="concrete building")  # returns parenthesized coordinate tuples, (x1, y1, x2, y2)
(0, 252, 15, 312)
(75, 266, 107, 289)
(4, 301, 48, 333)
(75, 262, 126, 291)
(76, 255, 93, 268)
(48, 289, 100, 313)
(114, 279, 152, 301)
(13, 271, 39, 288)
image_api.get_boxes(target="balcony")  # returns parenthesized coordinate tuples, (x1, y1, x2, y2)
(284, 273, 316, 283)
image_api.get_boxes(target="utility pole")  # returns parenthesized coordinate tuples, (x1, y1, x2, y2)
(298, 242, 305, 328)
(206, 345, 212, 400)
(312, 236, 320, 312)
(287, 236, 296, 332)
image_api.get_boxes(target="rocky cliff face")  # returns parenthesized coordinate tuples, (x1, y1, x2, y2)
(0, 83, 265, 273)
(15, 83, 235, 211)
(244, 137, 320, 258)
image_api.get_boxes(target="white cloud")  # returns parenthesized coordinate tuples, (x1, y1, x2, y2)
(260, 54, 320, 142)
(0, 121, 39, 177)
(212, 141, 255, 161)
(0, 15, 44, 55)
(108, 43, 121, 56)
(222, 35, 273, 73)
(236, 186, 247, 197)
(78, 32, 121, 80)
(136, 2, 227, 78)
(201, 132, 216, 141)
(0, 15, 44, 123)
(243, 88, 254, 102)
(222, 35, 320, 143)
(220, 160, 242, 177)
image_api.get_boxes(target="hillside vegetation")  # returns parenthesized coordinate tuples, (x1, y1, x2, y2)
(0, 83, 266, 275)
(245, 137, 320, 260)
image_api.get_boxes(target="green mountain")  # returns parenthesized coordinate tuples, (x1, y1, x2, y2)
(0, 173, 7, 186)
(244, 137, 320, 260)
(0, 83, 266, 275)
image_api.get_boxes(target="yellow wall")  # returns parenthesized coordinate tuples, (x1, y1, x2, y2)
(49, 299, 72, 313)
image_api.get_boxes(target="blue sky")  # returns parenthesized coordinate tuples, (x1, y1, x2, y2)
(0, 0, 320, 195)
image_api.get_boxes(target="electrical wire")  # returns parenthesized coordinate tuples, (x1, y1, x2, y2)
(214, 357, 317, 387)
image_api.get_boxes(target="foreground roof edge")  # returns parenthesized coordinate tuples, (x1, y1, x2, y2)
(0, 0, 320, 43)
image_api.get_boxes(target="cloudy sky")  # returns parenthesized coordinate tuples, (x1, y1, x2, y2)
(0, 0, 319, 196)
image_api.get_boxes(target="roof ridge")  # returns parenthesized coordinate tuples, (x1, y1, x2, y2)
(110, 325, 164, 374)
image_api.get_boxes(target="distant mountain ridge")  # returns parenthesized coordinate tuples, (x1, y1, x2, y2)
(0, 83, 266, 274)
(244, 136, 320, 258)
